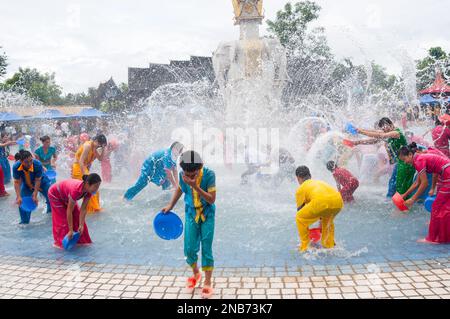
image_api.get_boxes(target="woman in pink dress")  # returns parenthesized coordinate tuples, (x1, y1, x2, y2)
(48, 173, 102, 248)
(431, 119, 450, 158)
(399, 145, 450, 244)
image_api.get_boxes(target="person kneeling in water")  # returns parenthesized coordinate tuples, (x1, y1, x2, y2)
(295, 166, 344, 252)
(326, 161, 359, 203)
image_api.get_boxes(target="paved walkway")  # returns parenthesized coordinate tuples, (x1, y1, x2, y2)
(0, 255, 449, 299)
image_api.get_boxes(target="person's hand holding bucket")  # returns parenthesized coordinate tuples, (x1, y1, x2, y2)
(345, 123, 358, 136)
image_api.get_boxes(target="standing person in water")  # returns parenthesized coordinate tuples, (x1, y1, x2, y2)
(295, 166, 344, 252)
(0, 160, 9, 197)
(326, 161, 359, 203)
(34, 135, 58, 171)
(352, 117, 415, 198)
(161, 151, 216, 299)
(431, 117, 450, 158)
(0, 132, 15, 184)
(398, 145, 450, 244)
(49, 174, 101, 249)
(123, 142, 184, 201)
(13, 150, 52, 224)
(71, 134, 107, 213)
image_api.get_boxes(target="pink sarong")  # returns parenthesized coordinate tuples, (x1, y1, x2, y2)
(48, 179, 92, 248)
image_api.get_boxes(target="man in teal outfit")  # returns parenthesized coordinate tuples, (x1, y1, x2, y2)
(161, 150, 216, 299)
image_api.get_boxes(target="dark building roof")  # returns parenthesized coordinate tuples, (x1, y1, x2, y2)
(128, 56, 215, 104)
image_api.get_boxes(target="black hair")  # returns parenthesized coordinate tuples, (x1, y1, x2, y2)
(295, 166, 311, 180)
(435, 118, 443, 126)
(170, 141, 184, 151)
(14, 152, 20, 161)
(40, 135, 50, 143)
(326, 161, 337, 172)
(82, 173, 102, 185)
(18, 150, 32, 161)
(398, 142, 418, 158)
(378, 117, 393, 128)
(179, 150, 203, 172)
(93, 134, 107, 146)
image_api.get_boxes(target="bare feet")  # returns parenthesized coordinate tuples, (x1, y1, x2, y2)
(201, 283, 214, 299)
(417, 238, 438, 244)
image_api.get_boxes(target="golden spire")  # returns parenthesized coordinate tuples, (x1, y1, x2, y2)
(232, 0, 264, 24)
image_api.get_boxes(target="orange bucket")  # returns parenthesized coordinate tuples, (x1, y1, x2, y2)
(392, 192, 408, 211)
(309, 227, 322, 243)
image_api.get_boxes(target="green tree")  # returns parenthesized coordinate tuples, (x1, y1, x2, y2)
(2, 68, 64, 105)
(267, 1, 334, 101)
(416, 47, 449, 91)
(0, 47, 7, 78)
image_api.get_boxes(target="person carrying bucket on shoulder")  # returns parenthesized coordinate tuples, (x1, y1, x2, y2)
(161, 150, 216, 299)
(295, 166, 344, 252)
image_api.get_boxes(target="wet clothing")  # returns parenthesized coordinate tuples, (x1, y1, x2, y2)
(0, 165, 7, 196)
(13, 160, 51, 224)
(432, 125, 450, 157)
(0, 146, 11, 184)
(179, 167, 216, 271)
(333, 167, 359, 202)
(413, 153, 450, 243)
(34, 146, 57, 170)
(49, 179, 92, 248)
(71, 141, 101, 213)
(385, 128, 415, 197)
(101, 157, 112, 183)
(124, 149, 176, 200)
(295, 179, 344, 251)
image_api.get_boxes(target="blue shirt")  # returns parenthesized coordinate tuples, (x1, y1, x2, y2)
(13, 159, 50, 189)
(143, 148, 176, 184)
(179, 166, 216, 222)
(34, 146, 56, 169)
(0, 146, 9, 158)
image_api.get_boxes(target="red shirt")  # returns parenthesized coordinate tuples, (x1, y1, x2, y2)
(333, 167, 358, 187)
(432, 125, 450, 150)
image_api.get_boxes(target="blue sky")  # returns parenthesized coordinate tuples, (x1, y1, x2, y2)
(1, 0, 449, 93)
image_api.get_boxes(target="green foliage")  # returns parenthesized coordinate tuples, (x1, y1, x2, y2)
(416, 47, 449, 91)
(0, 47, 7, 78)
(2, 67, 63, 105)
(267, 1, 321, 54)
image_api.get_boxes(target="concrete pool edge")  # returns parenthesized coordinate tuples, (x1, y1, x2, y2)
(1, 254, 449, 299)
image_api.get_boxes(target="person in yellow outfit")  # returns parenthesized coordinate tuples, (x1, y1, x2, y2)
(72, 134, 107, 213)
(295, 166, 344, 252)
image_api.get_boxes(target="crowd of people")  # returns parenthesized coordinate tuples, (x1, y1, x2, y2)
(1, 112, 450, 299)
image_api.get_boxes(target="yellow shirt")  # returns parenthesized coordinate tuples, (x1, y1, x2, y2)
(295, 179, 343, 213)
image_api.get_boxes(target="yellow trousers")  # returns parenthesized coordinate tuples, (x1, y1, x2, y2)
(296, 202, 342, 252)
(72, 163, 102, 214)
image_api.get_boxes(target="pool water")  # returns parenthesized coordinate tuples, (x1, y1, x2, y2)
(0, 164, 449, 268)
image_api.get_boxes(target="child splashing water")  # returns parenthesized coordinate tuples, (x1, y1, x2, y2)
(161, 151, 216, 299)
